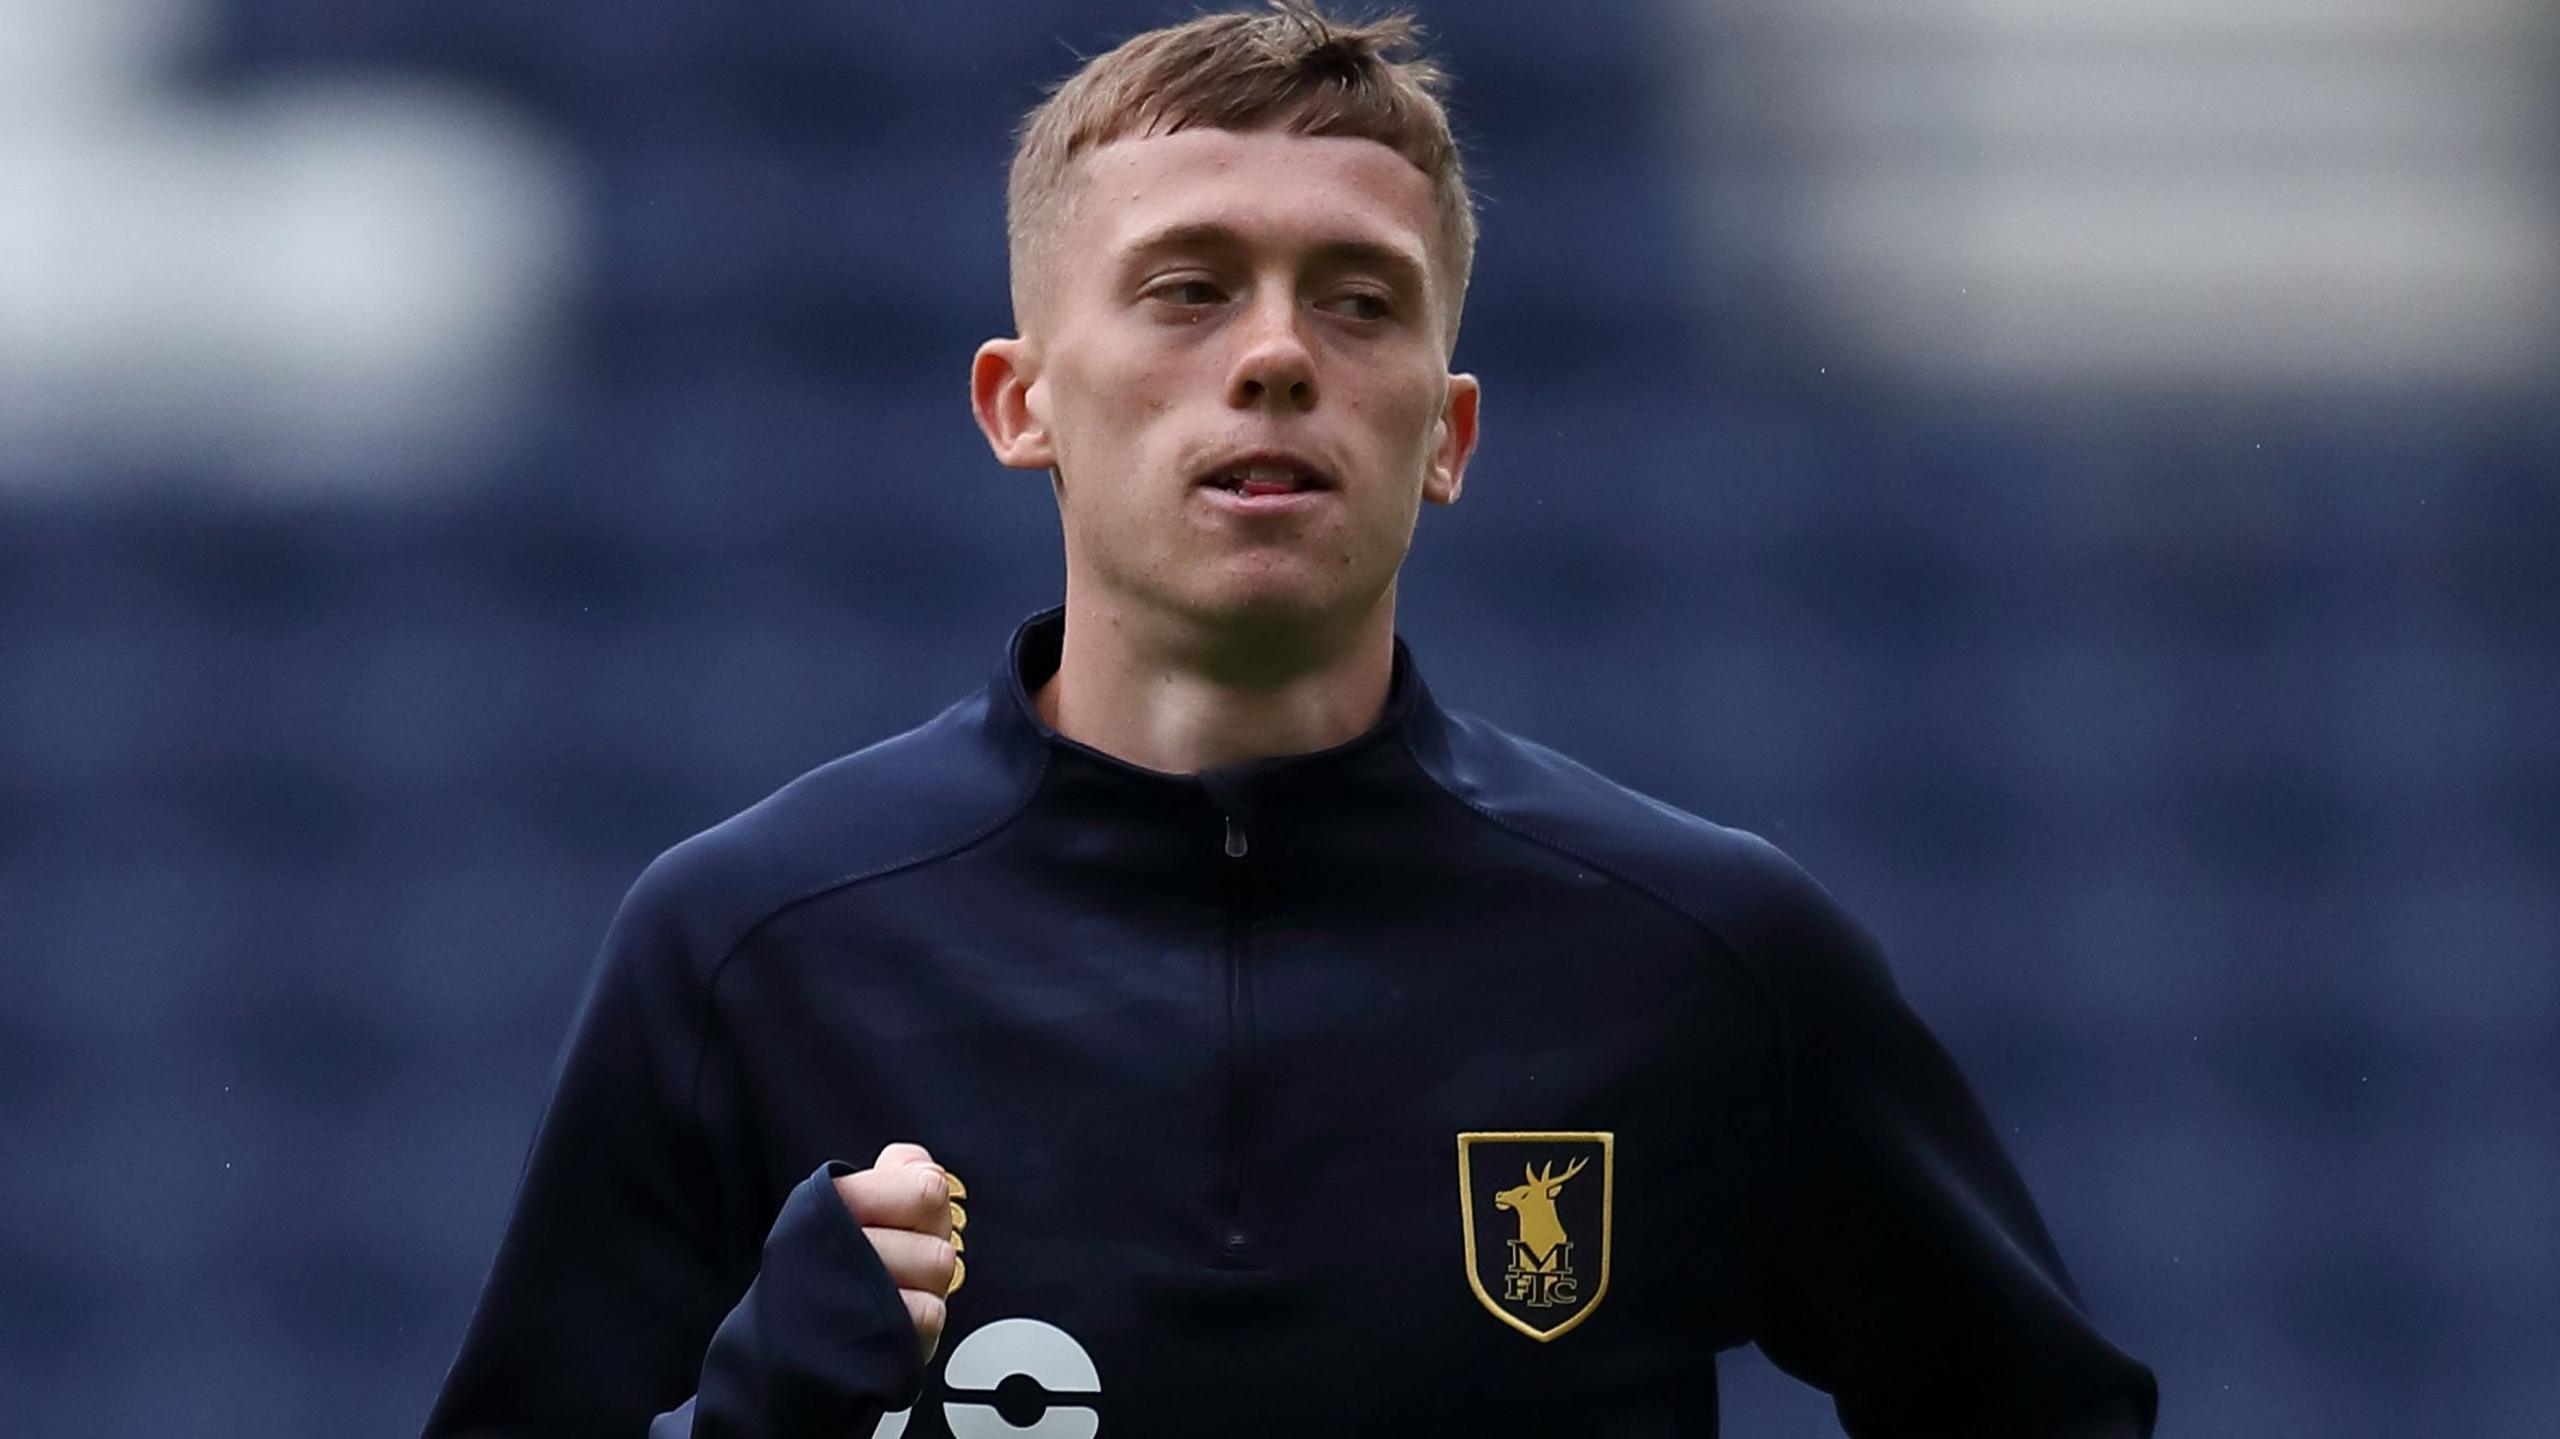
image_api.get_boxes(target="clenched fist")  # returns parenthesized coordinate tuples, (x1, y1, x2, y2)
(832, 1142, 966, 1361)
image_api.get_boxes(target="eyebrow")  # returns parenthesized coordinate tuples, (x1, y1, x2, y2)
(1120, 221, 1430, 296)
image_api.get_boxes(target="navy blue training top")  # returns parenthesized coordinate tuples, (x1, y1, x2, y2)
(425, 608, 2157, 1438)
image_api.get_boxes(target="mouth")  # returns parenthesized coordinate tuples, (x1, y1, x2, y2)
(1194, 451, 1338, 499)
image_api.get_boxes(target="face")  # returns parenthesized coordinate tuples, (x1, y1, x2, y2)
(973, 128, 1480, 642)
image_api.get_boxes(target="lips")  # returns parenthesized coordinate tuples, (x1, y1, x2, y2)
(1196, 453, 1336, 498)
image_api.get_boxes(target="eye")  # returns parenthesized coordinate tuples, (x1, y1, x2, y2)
(1323, 289, 1395, 322)
(1147, 277, 1226, 308)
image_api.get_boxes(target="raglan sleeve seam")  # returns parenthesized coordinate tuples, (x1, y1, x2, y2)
(671, 746, 1055, 1220)
(1393, 756, 1805, 1261)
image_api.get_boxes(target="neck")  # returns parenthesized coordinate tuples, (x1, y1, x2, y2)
(1034, 584, 1399, 775)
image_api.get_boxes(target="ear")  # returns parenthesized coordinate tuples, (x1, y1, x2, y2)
(1422, 372, 1480, 507)
(972, 337, 1055, 471)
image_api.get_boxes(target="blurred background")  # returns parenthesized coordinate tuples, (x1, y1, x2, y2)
(3, 0, 2553, 1433)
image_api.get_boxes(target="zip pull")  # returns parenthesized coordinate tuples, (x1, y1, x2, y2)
(1223, 814, 1249, 859)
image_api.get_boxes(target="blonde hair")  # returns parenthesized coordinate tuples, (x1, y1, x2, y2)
(1006, 2, 1475, 344)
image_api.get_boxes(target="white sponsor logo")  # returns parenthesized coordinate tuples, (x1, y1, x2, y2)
(873, 1317, 1100, 1438)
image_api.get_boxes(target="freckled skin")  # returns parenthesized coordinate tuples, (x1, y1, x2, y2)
(979, 129, 1479, 646)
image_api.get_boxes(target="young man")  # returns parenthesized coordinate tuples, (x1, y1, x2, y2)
(426, 6, 2157, 1436)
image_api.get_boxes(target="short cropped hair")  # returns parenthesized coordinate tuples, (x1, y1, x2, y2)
(1006, 2, 1476, 347)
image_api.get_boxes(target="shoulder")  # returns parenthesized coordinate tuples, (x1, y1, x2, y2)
(611, 687, 1046, 973)
(1410, 707, 1892, 1011)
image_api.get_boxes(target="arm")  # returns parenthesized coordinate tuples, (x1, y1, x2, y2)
(1743, 879, 2158, 1437)
(644, 1156, 950, 1439)
(422, 857, 943, 1437)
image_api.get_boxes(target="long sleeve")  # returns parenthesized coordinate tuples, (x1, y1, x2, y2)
(1744, 880, 2158, 1438)
(646, 1163, 924, 1439)
(422, 853, 925, 1437)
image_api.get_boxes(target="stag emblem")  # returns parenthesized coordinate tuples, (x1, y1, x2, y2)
(1457, 1132, 1615, 1341)
(1495, 1157, 1589, 1307)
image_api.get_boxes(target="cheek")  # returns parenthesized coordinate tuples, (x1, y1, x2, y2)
(1061, 346, 1182, 445)
(1045, 353, 1189, 525)
(1367, 378, 1446, 469)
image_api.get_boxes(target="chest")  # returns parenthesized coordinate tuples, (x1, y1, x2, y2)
(723, 856, 1779, 1433)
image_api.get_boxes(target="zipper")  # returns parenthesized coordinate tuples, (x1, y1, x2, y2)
(1216, 812, 1253, 1259)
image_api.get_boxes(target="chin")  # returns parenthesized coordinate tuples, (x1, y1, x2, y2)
(1188, 586, 1326, 627)
(1186, 573, 1387, 637)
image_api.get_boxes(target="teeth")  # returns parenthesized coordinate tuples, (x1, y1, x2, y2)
(1216, 461, 1314, 491)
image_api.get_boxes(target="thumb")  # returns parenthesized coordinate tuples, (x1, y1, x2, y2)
(874, 1141, 940, 1173)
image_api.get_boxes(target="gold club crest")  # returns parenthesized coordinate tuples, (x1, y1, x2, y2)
(1457, 1132, 1614, 1341)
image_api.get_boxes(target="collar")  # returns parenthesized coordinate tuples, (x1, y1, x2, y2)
(988, 605, 1443, 827)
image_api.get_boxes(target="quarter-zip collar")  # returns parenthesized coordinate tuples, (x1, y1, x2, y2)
(987, 608, 1450, 1268)
(989, 605, 1444, 835)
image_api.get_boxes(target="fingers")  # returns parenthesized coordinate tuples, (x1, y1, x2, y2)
(900, 1285, 948, 1361)
(835, 1163, 953, 1237)
(828, 1141, 971, 1362)
(865, 1226, 960, 1298)
(866, 1224, 958, 1358)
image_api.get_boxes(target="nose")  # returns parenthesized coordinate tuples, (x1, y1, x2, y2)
(1226, 294, 1317, 413)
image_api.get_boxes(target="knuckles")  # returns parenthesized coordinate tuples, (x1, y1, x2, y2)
(834, 1166, 952, 1230)
(829, 1146, 965, 1342)
(862, 1228, 958, 1291)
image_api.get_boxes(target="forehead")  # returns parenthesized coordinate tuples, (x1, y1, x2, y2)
(1063, 128, 1440, 274)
